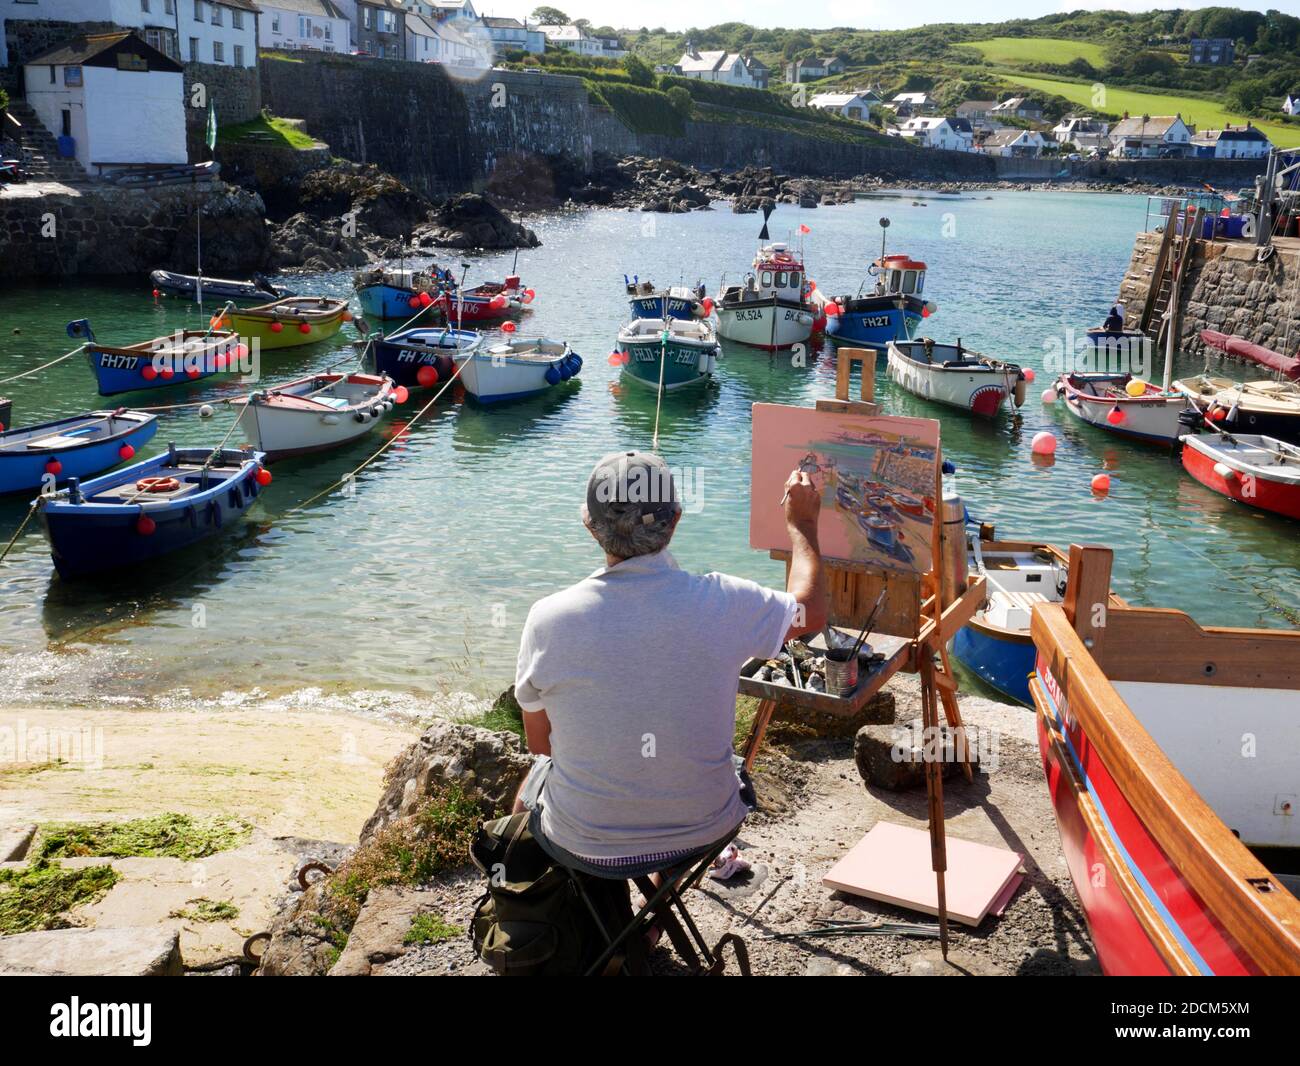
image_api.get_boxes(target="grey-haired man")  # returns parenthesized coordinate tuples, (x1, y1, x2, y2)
(513, 451, 826, 874)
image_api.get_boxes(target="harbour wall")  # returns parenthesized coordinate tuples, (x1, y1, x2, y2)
(1117, 231, 1300, 357)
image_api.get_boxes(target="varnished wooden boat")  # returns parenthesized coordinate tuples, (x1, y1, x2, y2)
(1030, 546, 1300, 975)
(216, 296, 351, 350)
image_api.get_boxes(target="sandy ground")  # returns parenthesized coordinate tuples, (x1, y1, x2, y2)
(0, 705, 418, 968)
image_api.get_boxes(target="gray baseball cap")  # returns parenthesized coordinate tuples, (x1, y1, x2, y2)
(585, 451, 681, 527)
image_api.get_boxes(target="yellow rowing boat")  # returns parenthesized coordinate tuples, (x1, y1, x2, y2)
(216, 296, 351, 350)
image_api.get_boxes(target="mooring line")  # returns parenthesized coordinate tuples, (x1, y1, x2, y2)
(0, 344, 86, 386)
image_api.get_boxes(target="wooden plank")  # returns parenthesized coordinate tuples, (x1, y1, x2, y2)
(1032, 605, 1300, 975)
(1062, 544, 1113, 655)
(769, 549, 920, 637)
(833, 347, 875, 403)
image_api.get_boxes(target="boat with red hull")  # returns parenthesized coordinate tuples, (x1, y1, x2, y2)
(1030, 547, 1300, 975)
(1181, 432, 1300, 521)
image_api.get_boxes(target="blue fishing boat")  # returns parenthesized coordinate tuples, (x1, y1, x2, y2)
(370, 327, 483, 389)
(625, 277, 709, 320)
(824, 254, 935, 350)
(354, 265, 453, 320)
(71, 320, 247, 397)
(616, 318, 720, 392)
(0, 410, 157, 494)
(35, 444, 268, 579)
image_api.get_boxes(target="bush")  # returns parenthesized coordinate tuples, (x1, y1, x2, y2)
(592, 81, 685, 136)
(623, 53, 655, 87)
(667, 85, 693, 119)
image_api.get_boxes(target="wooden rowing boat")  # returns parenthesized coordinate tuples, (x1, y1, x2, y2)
(80, 322, 246, 396)
(232, 372, 396, 461)
(1053, 372, 1190, 445)
(887, 339, 1026, 417)
(0, 410, 157, 494)
(216, 296, 351, 350)
(1181, 431, 1300, 521)
(1030, 546, 1300, 975)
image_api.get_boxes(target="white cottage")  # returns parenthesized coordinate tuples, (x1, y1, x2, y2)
(1283, 94, 1298, 116)
(181, 0, 260, 67)
(808, 91, 874, 123)
(23, 31, 186, 173)
(1108, 114, 1193, 158)
(674, 44, 763, 89)
(895, 116, 970, 151)
(260, 0, 349, 53)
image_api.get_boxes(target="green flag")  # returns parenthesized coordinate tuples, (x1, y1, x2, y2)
(205, 100, 217, 152)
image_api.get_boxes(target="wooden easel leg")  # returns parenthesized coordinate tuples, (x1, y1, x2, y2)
(741, 699, 778, 773)
(936, 647, 974, 783)
(920, 657, 950, 960)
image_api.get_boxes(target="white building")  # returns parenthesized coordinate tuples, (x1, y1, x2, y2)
(480, 16, 542, 55)
(180, 0, 259, 67)
(1052, 115, 1109, 150)
(979, 128, 1047, 157)
(894, 116, 971, 151)
(542, 23, 599, 56)
(0, 0, 186, 64)
(1108, 114, 1193, 158)
(674, 43, 763, 89)
(808, 91, 874, 123)
(1283, 94, 1298, 116)
(1191, 124, 1273, 160)
(24, 31, 186, 172)
(890, 92, 933, 116)
(406, 10, 487, 68)
(260, 0, 349, 53)
(991, 96, 1043, 121)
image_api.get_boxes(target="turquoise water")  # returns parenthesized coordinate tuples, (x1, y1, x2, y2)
(1, 189, 1296, 711)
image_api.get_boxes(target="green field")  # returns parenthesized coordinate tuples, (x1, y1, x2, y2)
(966, 36, 1109, 69)
(1003, 73, 1300, 148)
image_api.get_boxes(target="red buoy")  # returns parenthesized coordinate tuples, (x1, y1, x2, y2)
(1106, 407, 1124, 425)
(416, 365, 439, 387)
(141, 365, 159, 381)
(298, 322, 311, 334)
(187, 367, 201, 379)
(419, 292, 433, 307)
(119, 444, 135, 460)
(45, 459, 63, 476)
(501, 321, 517, 333)
(270, 321, 284, 334)
(152, 289, 160, 298)
(136, 514, 156, 536)
(393, 385, 410, 403)
(824, 302, 840, 318)
(255, 467, 273, 486)
(160, 366, 175, 379)
(409, 296, 422, 309)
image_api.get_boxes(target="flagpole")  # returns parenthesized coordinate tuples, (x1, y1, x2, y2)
(197, 100, 217, 313)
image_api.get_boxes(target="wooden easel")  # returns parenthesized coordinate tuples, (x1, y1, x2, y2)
(739, 347, 986, 957)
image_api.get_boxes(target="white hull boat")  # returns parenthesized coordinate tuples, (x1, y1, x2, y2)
(716, 242, 816, 351)
(886, 339, 1026, 417)
(1053, 372, 1190, 445)
(453, 338, 581, 404)
(234, 372, 395, 461)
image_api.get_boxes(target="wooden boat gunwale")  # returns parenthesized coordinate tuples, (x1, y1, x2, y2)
(87, 330, 241, 359)
(225, 296, 349, 326)
(1031, 599, 1300, 975)
(0, 410, 156, 457)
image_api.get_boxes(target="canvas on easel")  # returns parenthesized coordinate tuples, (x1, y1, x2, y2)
(749, 403, 940, 575)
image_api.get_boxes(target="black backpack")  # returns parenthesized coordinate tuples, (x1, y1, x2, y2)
(469, 812, 647, 976)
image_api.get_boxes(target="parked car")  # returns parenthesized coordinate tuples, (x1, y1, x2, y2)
(1067, 153, 1082, 161)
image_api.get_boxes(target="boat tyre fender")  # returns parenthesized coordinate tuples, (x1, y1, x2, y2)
(136, 476, 180, 493)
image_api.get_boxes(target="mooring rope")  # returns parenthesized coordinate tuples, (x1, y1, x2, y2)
(650, 321, 669, 453)
(0, 343, 86, 386)
(0, 502, 37, 566)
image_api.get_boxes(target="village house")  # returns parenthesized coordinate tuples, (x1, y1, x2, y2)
(590, 32, 625, 59)
(23, 31, 186, 173)
(808, 90, 874, 123)
(890, 91, 933, 117)
(1283, 94, 1298, 116)
(1108, 114, 1193, 157)
(348, 0, 405, 58)
(1191, 123, 1273, 160)
(783, 55, 844, 82)
(955, 99, 996, 121)
(0, 0, 182, 65)
(991, 96, 1043, 121)
(1189, 36, 1234, 65)
(406, 10, 487, 67)
(893, 115, 972, 151)
(978, 127, 1047, 157)
(1052, 114, 1110, 151)
(176, 0, 259, 67)
(259, 0, 349, 53)
(674, 43, 764, 89)
(479, 16, 543, 55)
(542, 23, 599, 56)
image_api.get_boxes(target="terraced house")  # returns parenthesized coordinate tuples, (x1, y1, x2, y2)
(259, 0, 349, 53)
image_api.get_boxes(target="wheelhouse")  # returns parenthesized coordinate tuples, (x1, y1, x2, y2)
(874, 255, 927, 298)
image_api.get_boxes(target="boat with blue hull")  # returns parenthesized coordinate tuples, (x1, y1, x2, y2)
(625, 278, 709, 321)
(824, 254, 935, 350)
(354, 266, 453, 320)
(72, 320, 246, 397)
(370, 327, 483, 389)
(0, 410, 158, 494)
(617, 318, 720, 392)
(35, 445, 268, 579)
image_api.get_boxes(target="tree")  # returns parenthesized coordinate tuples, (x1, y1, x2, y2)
(667, 86, 693, 119)
(531, 6, 569, 26)
(1226, 78, 1268, 114)
(624, 53, 654, 87)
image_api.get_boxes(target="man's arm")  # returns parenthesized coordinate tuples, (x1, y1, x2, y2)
(523, 708, 552, 757)
(782, 470, 828, 640)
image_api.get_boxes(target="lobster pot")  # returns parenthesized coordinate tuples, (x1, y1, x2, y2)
(940, 491, 968, 604)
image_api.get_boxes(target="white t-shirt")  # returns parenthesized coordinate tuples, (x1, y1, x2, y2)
(515, 549, 797, 859)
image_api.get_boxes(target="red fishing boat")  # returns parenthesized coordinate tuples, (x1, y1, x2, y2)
(1030, 547, 1300, 975)
(440, 275, 535, 324)
(1181, 432, 1300, 521)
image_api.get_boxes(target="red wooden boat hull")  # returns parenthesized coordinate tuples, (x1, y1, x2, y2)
(1181, 438, 1300, 520)
(1032, 659, 1260, 975)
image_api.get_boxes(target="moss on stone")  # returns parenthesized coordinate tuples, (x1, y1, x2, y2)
(0, 860, 119, 935)
(404, 911, 459, 946)
(35, 813, 252, 861)
(169, 898, 240, 923)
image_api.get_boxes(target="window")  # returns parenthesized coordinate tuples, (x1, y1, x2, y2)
(233, 44, 244, 65)
(141, 0, 150, 12)
(232, 10, 243, 29)
(299, 16, 311, 37)
(194, 0, 202, 20)
(189, 36, 199, 60)
(271, 13, 279, 32)
(902, 271, 917, 295)
(363, 7, 372, 29)
(381, 11, 395, 32)
(775, 271, 787, 288)
(48, 64, 55, 84)
(760, 271, 772, 287)
(211, 5, 222, 25)
(165, 0, 174, 12)
(789, 272, 801, 291)
(324, 23, 332, 40)
(213, 40, 224, 62)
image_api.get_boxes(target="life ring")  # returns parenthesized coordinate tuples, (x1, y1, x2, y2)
(135, 476, 180, 493)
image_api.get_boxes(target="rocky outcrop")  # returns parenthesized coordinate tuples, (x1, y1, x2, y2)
(327, 886, 433, 976)
(412, 194, 540, 251)
(0, 927, 182, 976)
(265, 212, 377, 273)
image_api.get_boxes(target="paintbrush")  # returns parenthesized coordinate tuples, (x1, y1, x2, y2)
(844, 588, 887, 661)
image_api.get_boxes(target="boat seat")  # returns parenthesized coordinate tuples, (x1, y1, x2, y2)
(1005, 590, 1049, 612)
(22, 433, 93, 450)
(315, 397, 350, 409)
(90, 480, 205, 503)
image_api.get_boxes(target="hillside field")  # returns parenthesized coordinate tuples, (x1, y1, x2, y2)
(1004, 73, 1300, 147)
(964, 37, 1109, 68)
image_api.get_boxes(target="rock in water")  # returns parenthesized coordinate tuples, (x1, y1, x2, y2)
(414, 194, 539, 251)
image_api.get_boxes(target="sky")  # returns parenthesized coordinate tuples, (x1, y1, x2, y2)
(483, 0, 1300, 33)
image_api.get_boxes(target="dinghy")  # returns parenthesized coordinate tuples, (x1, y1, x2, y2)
(0, 410, 157, 494)
(625, 277, 710, 321)
(0, 397, 10, 433)
(617, 318, 720, 392)
(35, 444, 268, 579)
(1053, 372, 1190, 445)
(370, 327, 483, 389)
(453, 339, 581, 404)
(215, 296, 351, 350)
(716, 242, 816, 351)
(1181, 431, 1300, 521)
(150, 269, 289, 303)
(445, 276, 534, 323)
(232, 373, 397, 461)
(824, 254, 937, 350)
(76, 320, 247, 397)
(1174, 375, 1300, 442)
(1031, 548, 1300, 974)
(886, 338, 1026, 417)
(353, 265, 452, 320)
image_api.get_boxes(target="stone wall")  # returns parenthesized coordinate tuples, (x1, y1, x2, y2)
(1116, 229, 1300, 358)
(0, 181, 269, 280)
(183, 61, 261, 128)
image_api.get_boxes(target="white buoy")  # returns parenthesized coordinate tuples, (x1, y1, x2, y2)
(1213, 462, 1236, 480)
(199, 404, 215, 418)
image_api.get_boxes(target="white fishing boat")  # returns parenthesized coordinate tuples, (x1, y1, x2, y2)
(886, 338, 1026, 417)
(453, 338, 582, 404)
(1053, 372, 1190, 445)
(233, 372, 396, 461)
(716, 242, 816, 351)
(617, 317, 720, 392)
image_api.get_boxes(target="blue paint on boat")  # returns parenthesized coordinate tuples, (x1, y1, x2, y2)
(357, 283, 434, 321)
(371, 327, 483, 388)
(628, 294, 700, 320)
(72, 318, 244, 397)
(826, 296, 923, 349)
(951, 624, 1034, 706)
(0, 411, 158, 495)
(36, 445, 267, 579)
